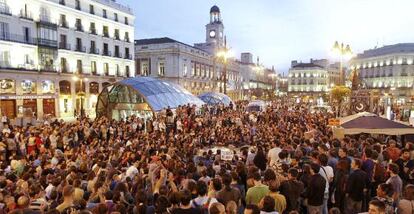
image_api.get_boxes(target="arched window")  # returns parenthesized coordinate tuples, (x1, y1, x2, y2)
(89, 82, 99, 94)
(59, 80, 71, 94)
(75, 80, 86, 93)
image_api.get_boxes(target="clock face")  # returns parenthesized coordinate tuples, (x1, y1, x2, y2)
(209, 30, 216, 38)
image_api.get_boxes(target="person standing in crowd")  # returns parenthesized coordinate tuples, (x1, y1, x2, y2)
(368, 200, 386, 214)
(304, 163, 326, 214)
(346, 158, 369, 214)
(386, 163, 403, 203)
(246, 171, 269, 206)
(279, 168, 304, 213)
(397, 184, 414, 214)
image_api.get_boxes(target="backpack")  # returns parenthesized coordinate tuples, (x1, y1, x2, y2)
(192, 198, 211, 214)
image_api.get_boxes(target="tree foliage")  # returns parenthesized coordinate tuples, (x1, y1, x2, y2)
(330, 85, 351, 104)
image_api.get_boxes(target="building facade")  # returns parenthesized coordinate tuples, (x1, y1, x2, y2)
(0, 0, 135, 120)
(350, 43, 414, 105)
(135, 5, 275, 101)
(288, 59, 341, 102)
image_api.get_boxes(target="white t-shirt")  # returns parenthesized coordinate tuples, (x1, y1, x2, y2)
(126, 165, 138, 179)
(268, 147, 282, 166)
(319, 165, 334, 194)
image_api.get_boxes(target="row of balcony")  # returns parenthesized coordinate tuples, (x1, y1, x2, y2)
(0, 63, 131, 77)
(58, 0, 130, 25)
(0, 34, 57, 47)
(57, 43, 132, 59)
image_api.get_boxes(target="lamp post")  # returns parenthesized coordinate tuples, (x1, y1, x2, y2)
(72, 75, 88, 118)
(216, 41, 230, 95)
(332, 41, 352, 85)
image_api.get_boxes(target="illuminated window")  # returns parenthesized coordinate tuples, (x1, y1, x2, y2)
(41, 80, 55, 93)
(21, 80, 36, 94)
(183, 64, 188, 76)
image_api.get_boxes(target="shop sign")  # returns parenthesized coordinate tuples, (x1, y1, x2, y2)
(0, 95, 57, 99)
(328, 118, 340, 126)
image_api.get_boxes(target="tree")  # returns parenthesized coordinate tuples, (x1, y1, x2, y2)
(330, 85, 351, 116)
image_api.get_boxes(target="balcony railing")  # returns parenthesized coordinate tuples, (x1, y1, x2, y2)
(89, 29, 97, 35)
(19, 10, 33, 20)
(58, 42, 71, 50)
(114, 35, 120, 40)
(89, 47, 99, 54)
(124, 54, 132, 60)
(61, 65, 69, 73)
(124, 37, 130, 43)
(75, 25, 84, 32)
(39, 16, 55, 25)
(75, 46, 86, 52)
(102, 50, 112, 57)
(114, 52, 122, 58)
(103, 32, 110, 38)
(37, 38, 58, 47)
(0, 7, 12, 16)
(59, 20, 68, 28)
(59, 0, 65, 5)
(0, 33, 37, 45)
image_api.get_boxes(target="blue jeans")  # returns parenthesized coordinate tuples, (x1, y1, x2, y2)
(323, 193, 329, 214)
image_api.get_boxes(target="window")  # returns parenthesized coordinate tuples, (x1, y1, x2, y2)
(91, 61, 97, 74)
(59, 34, 67, 49)
(0, 51, 10, 67)
(76, 60, 82, 73)
(103, 9, 107, 18)
(60, 57, 67, 73)
(89, 22, 96, 34)
(142, 61, 149, 76)
(125, 17, 129, 25)
(89, 82, 99, 94)
(59, 80, 71, 95)
(103, 43, 109, 56)
(41, 80, 55, 93)
(124, 32, 130, 42)
(103, 26, 109, 37)
(76, 38, 83, 52)
(90, 41, 96, 54)
(125, 47, 130, 59)
(0, 79, 15, 94)
(23, 27, 30, 43)
(114, 45, 120, 57)
(89, 5, 94, 14)
(75, 19, 83, 31)
(183, 64, 188, 76)
(75, 0, 81, 10)
(125, 66, 130, 77)
(158, 62, 165, 76)
(114, 29, 120, 40)
(104, 63, 109, 75)
(114, 13, 118, 22)
(0, 22, 9, 39)
(116, 64, 120, 76)
(59, 14, 68, 28)
(191, 62, 195, 76)
(21, 80, 36, 94)
(59, 0, 65, 5)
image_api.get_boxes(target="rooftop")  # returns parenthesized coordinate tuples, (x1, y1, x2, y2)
(91, 0, 133, 14)
(134, 37, 211, 54)
(356, 43, 414, 59)
(291, 63, 325, 69)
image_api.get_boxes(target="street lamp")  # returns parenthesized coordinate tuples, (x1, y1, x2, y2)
(216, 42, 231, 95)
(72, 75, 88, 118)
(332, 41, 353, 84)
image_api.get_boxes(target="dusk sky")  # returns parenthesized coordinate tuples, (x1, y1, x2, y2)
(119, 0, 414, 73)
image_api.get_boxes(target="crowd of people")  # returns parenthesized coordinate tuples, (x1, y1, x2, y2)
(0, 100, 413, 214)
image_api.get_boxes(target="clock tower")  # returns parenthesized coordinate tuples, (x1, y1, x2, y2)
(194, 5, 225, 54)
(206, 5, 224, 48)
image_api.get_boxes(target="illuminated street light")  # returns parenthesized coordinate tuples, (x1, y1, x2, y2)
(216, 40, 231, 95)
(72, 74, 88, 118)
(332, 41, 353, 84)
